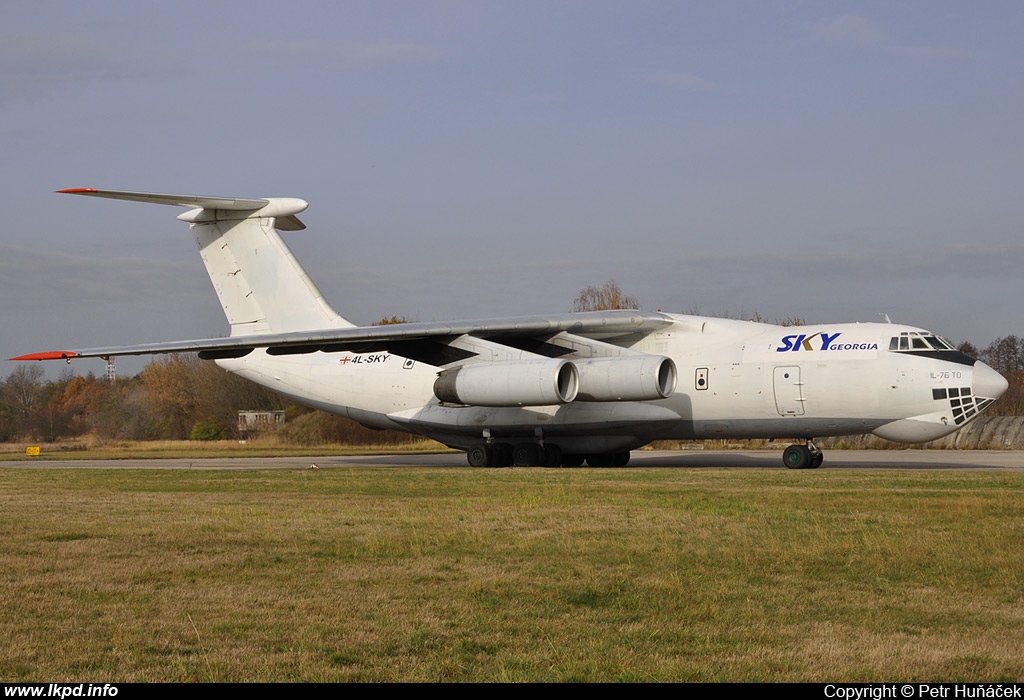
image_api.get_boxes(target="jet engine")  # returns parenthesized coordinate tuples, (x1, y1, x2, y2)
(433, 359, 579, 406)
(574, 355, 676, 401)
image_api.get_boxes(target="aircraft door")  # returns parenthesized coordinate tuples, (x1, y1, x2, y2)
(773, 366, 805, 416)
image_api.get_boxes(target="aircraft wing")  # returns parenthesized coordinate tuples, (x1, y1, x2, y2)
(11, 310, 675, 365)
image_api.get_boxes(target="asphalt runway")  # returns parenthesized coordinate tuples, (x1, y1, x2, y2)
(2, 450, 1022, 470)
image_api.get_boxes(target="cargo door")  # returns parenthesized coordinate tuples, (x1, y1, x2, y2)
(773, 366, 805, 416)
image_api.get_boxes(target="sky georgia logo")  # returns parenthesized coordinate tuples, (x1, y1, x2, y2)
(777, 332, 880, 352)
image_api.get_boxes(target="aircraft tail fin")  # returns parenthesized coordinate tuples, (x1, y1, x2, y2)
(59, 189, 353, 335)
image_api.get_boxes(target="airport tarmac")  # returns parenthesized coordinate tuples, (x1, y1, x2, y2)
(1, 450, 1022, 470)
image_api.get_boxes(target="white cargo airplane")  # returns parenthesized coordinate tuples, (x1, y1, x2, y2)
(13, 189, 1009, 469)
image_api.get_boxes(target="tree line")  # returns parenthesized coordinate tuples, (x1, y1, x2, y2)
(0, 356, 420, 445)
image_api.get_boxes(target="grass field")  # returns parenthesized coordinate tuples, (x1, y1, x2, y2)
(0, 438, 454, 461)
(1, 466, 1022, 682)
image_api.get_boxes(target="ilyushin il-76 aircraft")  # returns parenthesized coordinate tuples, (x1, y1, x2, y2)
(13, 189, 1009, 469)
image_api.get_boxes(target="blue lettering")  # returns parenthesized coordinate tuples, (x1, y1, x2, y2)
(819, 332, 841, 350)
(778, 332, 873, 352)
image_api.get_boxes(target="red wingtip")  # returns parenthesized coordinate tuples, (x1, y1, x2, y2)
(10, 351, 77, 361)
(56, 188, 97, 194)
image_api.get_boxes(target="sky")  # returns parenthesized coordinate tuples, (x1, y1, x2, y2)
(2, 1, 1022, 377)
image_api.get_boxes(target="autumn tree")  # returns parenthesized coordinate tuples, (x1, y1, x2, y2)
(89, 377, 155, 441)
(981, 335, 1024, 375)
(979, 335, 1024, 415)
(44, 372, 112, 440)
(372, 315, 408, 325)
(1, 365, 46, 439)
(958, 340, 981, 358)
(4, 364, 45, 419)
(141, 354, 289, 439)
(571, 280, 640, 312)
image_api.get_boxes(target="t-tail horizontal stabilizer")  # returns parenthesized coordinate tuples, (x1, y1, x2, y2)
(57, 188, 308, 230)
(56, 187, 351, 335)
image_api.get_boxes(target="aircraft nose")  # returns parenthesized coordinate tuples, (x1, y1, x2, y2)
(973, 361, 1009, 400)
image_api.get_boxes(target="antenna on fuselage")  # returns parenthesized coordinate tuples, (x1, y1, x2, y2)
(880, 313, 892, 324)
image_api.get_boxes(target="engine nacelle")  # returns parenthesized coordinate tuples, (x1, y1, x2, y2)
(574, 355, 676, 402)
(433, 360, 579, 406)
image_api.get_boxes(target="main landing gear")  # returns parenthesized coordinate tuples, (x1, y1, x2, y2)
(466, 442, 629, 468)
(782, 440, 823, 469)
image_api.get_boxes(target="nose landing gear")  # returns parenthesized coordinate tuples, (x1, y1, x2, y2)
(783, 440, 823, 469)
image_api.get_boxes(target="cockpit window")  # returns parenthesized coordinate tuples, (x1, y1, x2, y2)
(889, 331, 957, 353)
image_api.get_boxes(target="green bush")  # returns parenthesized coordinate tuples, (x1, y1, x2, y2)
(189, 419, 228, 441)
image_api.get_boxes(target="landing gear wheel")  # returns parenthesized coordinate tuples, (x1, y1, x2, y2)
(810, 451, 824, 469)
(467, 443, 493, 468)
(783, 444, 811, 470)
(513, 442, 541, 467)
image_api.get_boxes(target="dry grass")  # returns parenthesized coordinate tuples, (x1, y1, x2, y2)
(0, 437, 452, 461)
(0, 467, 1022, 681)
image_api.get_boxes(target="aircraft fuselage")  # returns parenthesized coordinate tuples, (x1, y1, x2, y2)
(218, 315, 1003, 455)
